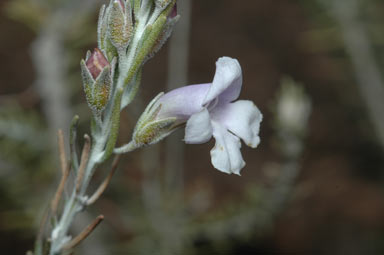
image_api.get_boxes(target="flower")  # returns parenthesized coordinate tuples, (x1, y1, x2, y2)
(133, 57, 262, 175)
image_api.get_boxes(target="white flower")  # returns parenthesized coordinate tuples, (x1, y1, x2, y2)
(153, 57, 262, 174)
(131, 57, 262, 175)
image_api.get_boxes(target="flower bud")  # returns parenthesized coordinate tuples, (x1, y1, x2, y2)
(108, 0, 133, 49)
(86, 48, 109, 79)
(146, 7, 179, 61)
(132, 93, 178, 147)
(118, 0, 125, 11)
(81, 49, 114, 114)
(97, 5, 118, 61)
(170, 3, 177, 18)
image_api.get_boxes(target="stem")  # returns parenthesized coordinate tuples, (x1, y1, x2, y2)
(114, 140, 136, 154)
(47, 3, 171, 254)
(49, 139, 104, 255)
(62, 215, 105, 251)
(124, 18, 149, 82)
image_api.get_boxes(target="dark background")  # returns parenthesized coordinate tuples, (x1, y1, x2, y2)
(1, 0, 384, 254)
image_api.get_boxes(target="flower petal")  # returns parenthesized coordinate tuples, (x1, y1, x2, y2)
(185, 108, 213, 144)
(210, 121, 245, 175)
(203, 57, 242, 105)
(211, 100, 262, 148)
(157, 83, 210, 120)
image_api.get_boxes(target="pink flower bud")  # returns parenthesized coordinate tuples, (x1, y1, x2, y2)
(170, 3, 177, 19)
(86, 48, 109, 79)
(117, 0, 125, 12)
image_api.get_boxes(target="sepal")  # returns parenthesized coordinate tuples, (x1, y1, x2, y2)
(123, 13, 167, 87)
(146, 14, 180, 61)
(97, 4, 107, 50)
(135, 92, 164, 129)
(108, 0, 133, 50)
(81, 63, 111, 114)
(161, 0, 178, 17)
(80, 51, 114, 115)
(133, 117, 177, 146)
(97, 4, 118, 61)
(155, 0, 173, 10)
(80, 59, 96, 111)
(132, 92, 179, 146)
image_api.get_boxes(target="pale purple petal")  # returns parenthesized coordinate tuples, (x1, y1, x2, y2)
(157, 83, 210, 120)
(203, 57, 242, 105)
(210, 121, 245, 175)
(184, 108, 213, 144)
(211, 100, 262, 148)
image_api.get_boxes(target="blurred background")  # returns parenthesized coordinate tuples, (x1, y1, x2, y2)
(1, 0, 384, 254)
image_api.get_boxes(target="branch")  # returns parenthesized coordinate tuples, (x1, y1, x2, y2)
(62, 215, 104, 251)
(51, 130, 71, 215)
(87, 155, 121, 205)
(58, 129, 68, 175)
(76, 134, 91, 193)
